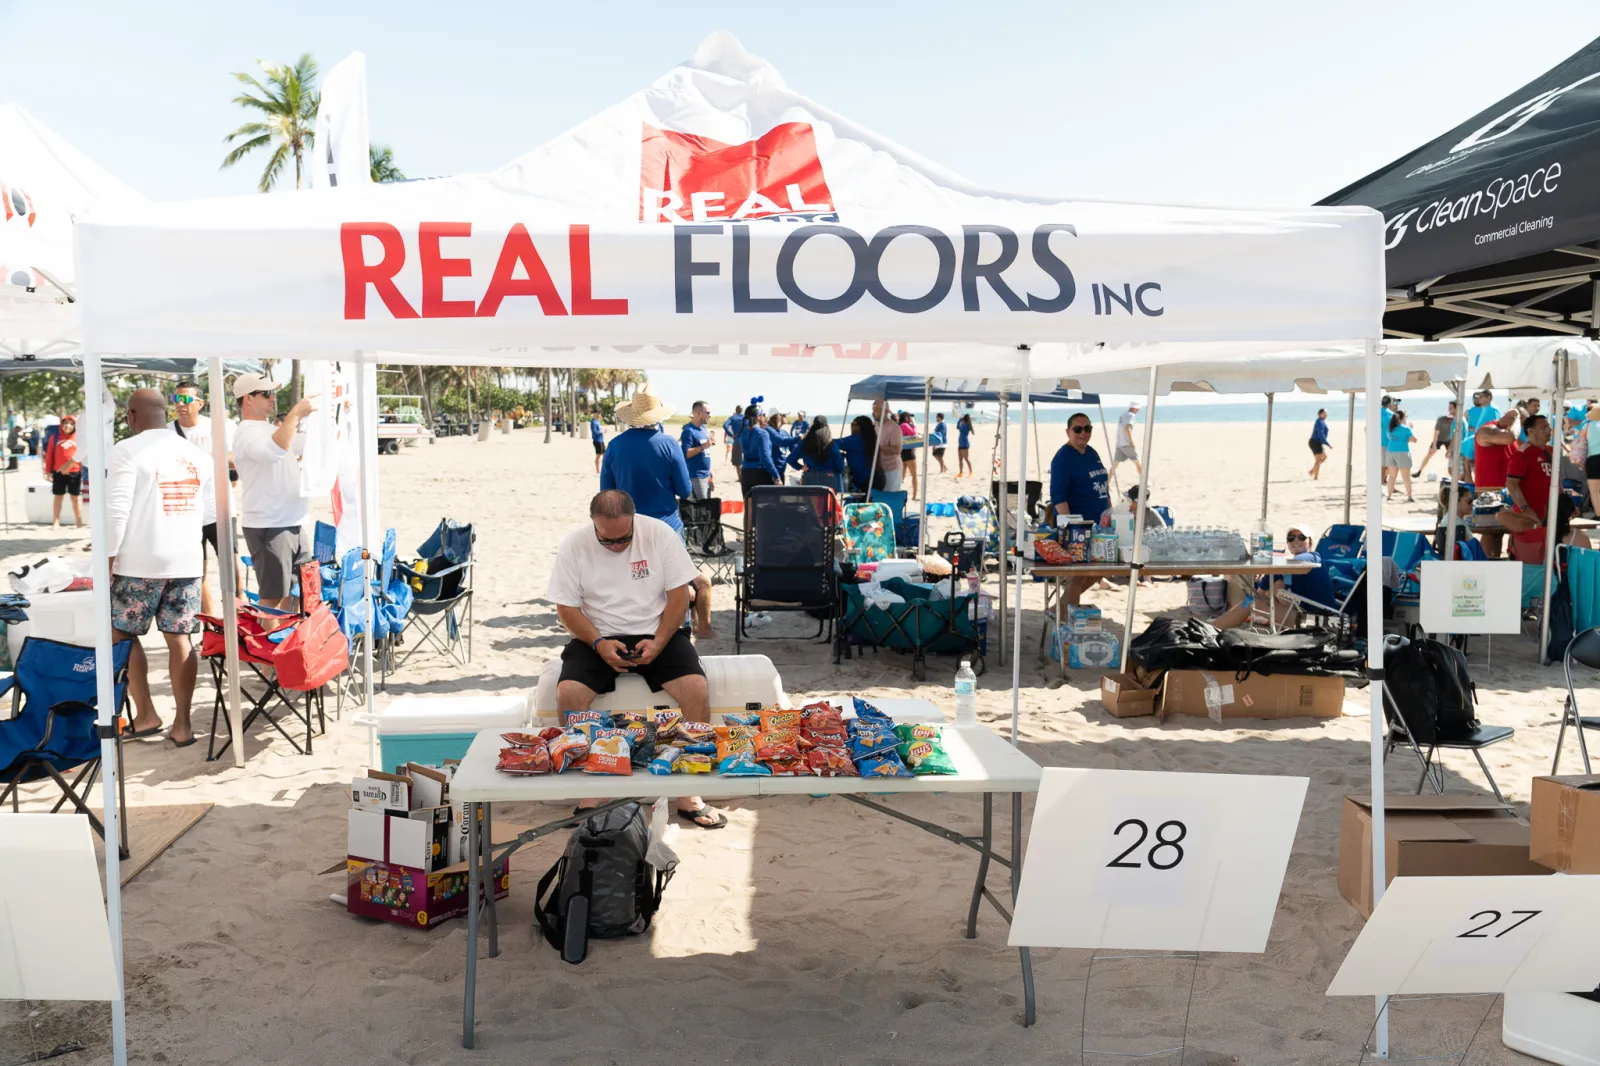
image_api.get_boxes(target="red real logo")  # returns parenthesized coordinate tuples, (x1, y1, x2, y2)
(639, 122, 835, 223)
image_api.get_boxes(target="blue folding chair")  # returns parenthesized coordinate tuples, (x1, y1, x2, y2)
(1276, 560, 1362, 644)
(872, 490, 911, 548)
(1316, 523, 1364, 561)
(312, 520, 338, 565)
(394, 520, 474, 670)
(0, 637, 133, 857)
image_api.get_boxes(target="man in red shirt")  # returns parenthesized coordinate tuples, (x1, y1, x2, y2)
(1473, 409, 1521, 558)
(1499, 415, 1555, 564)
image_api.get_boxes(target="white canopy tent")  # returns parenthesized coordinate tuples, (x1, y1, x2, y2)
(68, 32, 1386, 1061)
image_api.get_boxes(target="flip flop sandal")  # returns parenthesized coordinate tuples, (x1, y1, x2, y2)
(168, 735, 199, 748)
(125, 725, 164, 739)
(677, 807, 728, 830)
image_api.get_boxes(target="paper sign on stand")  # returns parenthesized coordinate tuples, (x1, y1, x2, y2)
(0, 815, 121, 1001)
(1418, 560, 1523, 635)
(1327, 875, 1600, 996)
(1009, 768, 1308, 952)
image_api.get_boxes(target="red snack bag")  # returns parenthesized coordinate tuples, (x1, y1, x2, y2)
(677, 720, 715, 744)
(805, 747, 858, 777)
(759, 708, 801, 733)
(583, 729, 633, 775)
(536, 726, 565, 742)
(500, 732, 547, 747)
(754, 729, 801, 762)
(497, 742, 551, 774)
(763, 757, 809, 776)
(800, 701, 844, 733)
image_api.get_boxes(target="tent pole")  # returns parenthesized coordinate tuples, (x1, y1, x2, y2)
(1444, 379, 1466, 566)
(1343, 392, 1356, 526)
(81, 354, 128, 1066)
(1010, 353, 1030, 746)
(1261, 392, 1275, 526)
(1539, 349, 1570, 665)
(865, 397, 881, 503)
(1096, 398, 1121, 504)
(0, 377, 11, 533)
(355, 354, 381, 765)
(1363, 337, 1389, 1059)
(1119, 367, 1159, 672)
(919, 377, 931, 558)
(207, 359, 245, 766)
(998, 396, 1008, 669)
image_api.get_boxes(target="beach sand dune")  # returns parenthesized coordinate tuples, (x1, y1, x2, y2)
(1, 416, 1578, 1065)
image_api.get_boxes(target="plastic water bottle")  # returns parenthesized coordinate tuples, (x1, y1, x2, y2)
(966, 569, 980, 598)
(954, 661, 978, 726)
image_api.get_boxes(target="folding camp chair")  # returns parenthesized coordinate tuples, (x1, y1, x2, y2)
(841, 501, 895, 566)
(991, 479, 1043, 526)
(394, 520, 475, 670)
(1380, 635, 1513, 801)
(0, 637, 133, 858)
(955, 495, 1000, 559)
(1316, 523, 1364, 561)
(679, 497, 741, 584)
(1556, 627, 1600, 773)
(1275, 560, 1362, 644)
(200, 604, 325, 760)
(735, 486, 839, 651)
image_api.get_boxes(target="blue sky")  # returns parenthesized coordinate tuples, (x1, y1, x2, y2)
(4, 0, 1598, 413)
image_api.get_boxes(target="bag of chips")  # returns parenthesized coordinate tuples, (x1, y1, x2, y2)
(851, 696, 894, 723)
(625, 723, 657, 770)
(610, 711, 649, 730)
(675, 752, 713, 774)
(562, 709, 610, 730)
(805, 746, 858, 777)
(584, 729, 632, 775)
(895, 732, 958, 775)
(857, 751, 915, 778)
(649, 708, 683, 741)
(754, 729, 801, 763)
(759, 708, 801, 732)
(800, 701, 845, 733)
(846, 717, 898, 762)
(717, 750, 772, 776)
(548, 730, 590, 773)
(497, 741, 552, 774)
(677, 721, 715, 744)
(500, 732, 548, 748)
(715, 725, 758, 760)
(720, 711, 761, 728)
(763, 757, 808, 776)
(648, 745, 681, 776)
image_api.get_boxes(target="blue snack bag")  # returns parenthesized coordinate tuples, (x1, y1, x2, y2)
(851, 697, 893, 722)
(648, 746, 681, 776)
(857, 751, 915, 778)
(717, 750, 772, 776)
(847, 728, 898, 762)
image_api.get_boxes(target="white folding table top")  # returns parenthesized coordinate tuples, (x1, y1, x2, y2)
(450, 722, 1043, 803)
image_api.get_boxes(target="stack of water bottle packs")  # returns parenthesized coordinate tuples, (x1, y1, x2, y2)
(494, 698, 957, 779)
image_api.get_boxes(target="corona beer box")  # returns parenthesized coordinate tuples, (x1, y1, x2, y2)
(1159, 669, 1343, 721)
(346, 808, 516, 929)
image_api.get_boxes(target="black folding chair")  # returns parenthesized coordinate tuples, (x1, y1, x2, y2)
(1380, 635, 1514, 801)
(679, 497, 741, 584)
(991, 478, 1043, 525)
(1556, 627, 1600, 774)
(735, 485, 839, 651)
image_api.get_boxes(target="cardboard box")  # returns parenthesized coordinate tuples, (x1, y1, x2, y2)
(1159, 669, 1344, 721)
(1337, 795, 1550, 918)
(346, 810, 521, 929)
(350, 770, 411, 814)
(1099, 672, 1158, 718)
(1067, 605, 1102, 634)
(1529, 774, 1600, 873)
(404, 763, 450, 809)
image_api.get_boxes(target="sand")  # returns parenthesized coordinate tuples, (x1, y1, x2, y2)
(0, 413, 1580, 1065)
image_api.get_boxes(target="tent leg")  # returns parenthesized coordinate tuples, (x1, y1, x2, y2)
(1010, 353, 1030, 746)
(1261, 392, 1275, 526)
(998, 397, 1008, 669)
(1118, 367, 1159, 672)
(1539, 349, 1570, 664)
(1363, 338, 1388, 1060)
(356, 353, 381, 765)
(1344, 392, 1356, 526)
(919, 378, 931, 558)
(208, 358, 245, 767)
(82, 354, 128, 1066)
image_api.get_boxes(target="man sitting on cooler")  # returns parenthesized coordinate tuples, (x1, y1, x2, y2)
(546, 490, 726, 830)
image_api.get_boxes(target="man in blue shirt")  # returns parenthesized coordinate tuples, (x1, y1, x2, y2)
(724, 406, 744, 467)
(791, 411, 810, 438)
(929, 413, 949, 473)
(589, 409, 606, 474)
(601, 389, 713, 637)
(1048, 413, 1111, 610)
(680, 400, 715, 500)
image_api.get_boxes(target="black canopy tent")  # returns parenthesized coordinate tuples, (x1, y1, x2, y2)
(1320, 36, 1600, 340)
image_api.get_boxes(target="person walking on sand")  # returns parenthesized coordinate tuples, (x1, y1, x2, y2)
(106, 389, 215, 748)
(956, 414, 975, 478)
(1307, 408, 1331, 480)
(724, 405, 744, 467)
(43, 414, 83, 528)
(929, 413, 949, 473)
(1414, 400, 1456, 479)
(898, 411, 921, 499)
(589, 408, 606, 473)
(1385, 409, 1417, 502)
(232, 373, 315, 615)
(1112, 402, 1142, 479)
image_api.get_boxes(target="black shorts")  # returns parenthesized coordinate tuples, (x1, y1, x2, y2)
(900, 447, 915, 462)
(1308, 439, 1325, 456)
(558, 631, 704, 695)
(740, 467, 777, 497)
(1586, 454, 1600, 480)
(932, 447, 946, 458)
(201, 521, 219, 557)
(51, 471, 81, 496)
(592, 441, 606, 455)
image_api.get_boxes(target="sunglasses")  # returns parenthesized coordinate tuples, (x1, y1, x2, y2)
(1070, 425, 1092, 435)
(247, 390, 274, 400)
(173, 393, 200, 404)
(595, 525, 635, 548)
(1287, 533, 1308, 542)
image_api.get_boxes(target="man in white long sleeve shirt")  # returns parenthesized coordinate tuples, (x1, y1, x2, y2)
(106, 389, 216, 747)
(231, 373, 316, 613)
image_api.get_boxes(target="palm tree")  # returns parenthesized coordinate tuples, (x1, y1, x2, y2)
(370, 144, 405, 183)
(222, 52, 319, 400)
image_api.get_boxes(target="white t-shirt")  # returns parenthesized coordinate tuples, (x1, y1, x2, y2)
(233, 418, 308, 529)
(544, 514, 698, 636)
(172, 414, 236, 459)
(1117, 409, 1136, 446)
(104, 428, 217, 579)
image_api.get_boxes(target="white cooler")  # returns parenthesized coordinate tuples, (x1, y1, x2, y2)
(5, 589, 97, 666)
(530, 653, 786, 721)
(23, 482, 54, 524)
(1504, 991, 1600, 1066)
(376, 694, 529, 773)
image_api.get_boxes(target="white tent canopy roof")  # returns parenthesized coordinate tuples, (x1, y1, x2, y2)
(1055, 341, 1469, 396)
(76, 33, 1382, 362)
(1460, 337, 1600, 394)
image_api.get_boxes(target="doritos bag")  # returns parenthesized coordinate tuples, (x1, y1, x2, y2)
(273, 603, 350, 691)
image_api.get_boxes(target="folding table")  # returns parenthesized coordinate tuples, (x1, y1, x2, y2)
(449, 721, 1044, 1049)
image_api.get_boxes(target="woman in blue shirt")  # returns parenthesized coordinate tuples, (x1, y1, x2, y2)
(1386, 410, 1416, 503)
(1307, 408, 1331, 481)
(956, 414, 974, 479)
(836, 415, 881, 493)
(795, 415, 846, 491)
(738, 406, 781, 497)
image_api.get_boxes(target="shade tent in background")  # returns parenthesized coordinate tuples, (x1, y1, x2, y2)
(1321, 34, 1600, 341)
(0, 355, 262, 377)
(66, 32, 1386, 1063)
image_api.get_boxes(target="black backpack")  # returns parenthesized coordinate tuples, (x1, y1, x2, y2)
(535, 803, 675, 965)
(1383, 638, 1478, 743)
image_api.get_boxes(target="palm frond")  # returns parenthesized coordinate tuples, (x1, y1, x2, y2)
(220, 133, 272, 169)
(259, 142, 289, 193)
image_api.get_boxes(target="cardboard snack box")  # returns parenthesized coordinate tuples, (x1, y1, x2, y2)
(1337, 795, 1550, 918)
(1099, 672, 1158, 718)
(1529, 773, 1600, 873)
(346, 811, 523, 929)
(1159, 669, 1343, 721)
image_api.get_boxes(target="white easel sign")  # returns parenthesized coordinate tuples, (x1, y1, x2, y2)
(1009, 768, 1308, 952)
(1327, 875, 1600, 996)
(1418, 560, 1523, 635)
(0, 815, 120, 1001)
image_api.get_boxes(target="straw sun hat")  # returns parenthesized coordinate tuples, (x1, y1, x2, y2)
(615, 388, 674, 427)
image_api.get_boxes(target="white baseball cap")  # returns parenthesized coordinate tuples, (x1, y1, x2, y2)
(231, 373, 281, 399)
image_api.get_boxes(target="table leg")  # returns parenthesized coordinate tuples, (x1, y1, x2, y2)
(966, 791, 994, 939)
(462, 800, 480, 1050)
(482, 801, 500, 957)
(1012, 791, 1036, 1027)
(1057, 578, 1068, 682)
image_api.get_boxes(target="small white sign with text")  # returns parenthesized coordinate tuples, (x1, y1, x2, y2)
(1008, 768, 1308, 952)
(1327, 875, 1600, 996)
